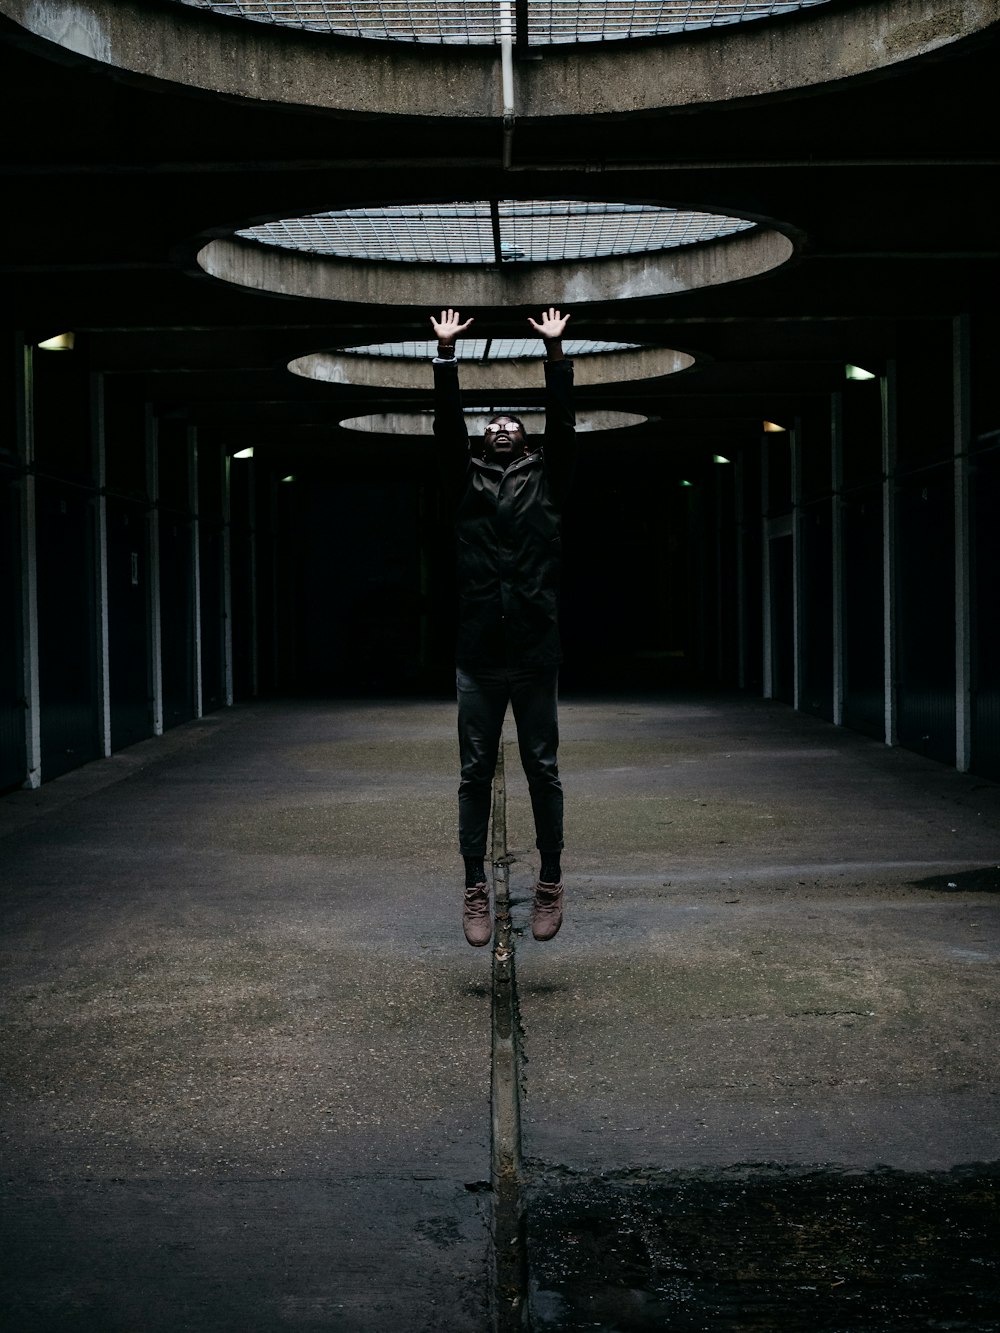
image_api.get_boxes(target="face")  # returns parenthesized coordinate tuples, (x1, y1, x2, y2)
(482, 415, 526, 463)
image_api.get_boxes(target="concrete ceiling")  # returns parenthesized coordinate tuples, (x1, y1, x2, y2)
(2, 0, 998, 463)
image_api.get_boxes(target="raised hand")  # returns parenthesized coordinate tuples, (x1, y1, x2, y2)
(430, 308, 475, 345)
(527, 307, 570, 342)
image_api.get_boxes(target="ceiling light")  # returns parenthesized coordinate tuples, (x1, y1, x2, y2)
(762, 420, 787, 433)
(713, 454, 731, 464)
(281, 474, 296, 482)
(845, 364, 876, 381)
(680, 479, 695, 488)
(232, 447, 254, 459)
(37, 332, 75, 352)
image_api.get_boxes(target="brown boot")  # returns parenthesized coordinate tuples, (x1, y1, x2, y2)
(463, 882, 492, 947)
(531, 879, 564, 941)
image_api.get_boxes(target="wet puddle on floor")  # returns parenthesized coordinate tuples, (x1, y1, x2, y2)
(527, 1163, 1000, 1330)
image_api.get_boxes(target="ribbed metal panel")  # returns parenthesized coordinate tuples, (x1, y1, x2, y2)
(841, 485, 884, 740)
(159, 513, 196, 730)
(769, 532, 794, 705)
(896, 466, 955, 765)
(229, 462, 255, 702)
(800, 499, 833, 720)
(107, 496, 153, 751)
(971, 445, 1000, 778)
(0, 471, 25, 791)
(36, 480, 99, 780)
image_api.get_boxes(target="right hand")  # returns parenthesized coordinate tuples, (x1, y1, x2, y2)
(430, 308, 474, 344)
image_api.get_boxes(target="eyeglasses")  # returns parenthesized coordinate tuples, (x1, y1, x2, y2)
(484, 421, 522, 433)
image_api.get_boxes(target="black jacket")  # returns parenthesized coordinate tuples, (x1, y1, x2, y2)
(433, 356, 576, 669)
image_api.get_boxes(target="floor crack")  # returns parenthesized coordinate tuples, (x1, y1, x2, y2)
(490, 742, 530, 1331)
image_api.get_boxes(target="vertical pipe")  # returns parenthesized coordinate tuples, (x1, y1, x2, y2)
(222, 451, 234, 707)
(500, 0, 515, 169)
(17, 338, 41, 788)
(188, 425, 204, 719)
(953, 314, 972, 772)
(92, 372, 112, 757)
(881, 362, 898, 748)
(831, 393, 845, 727)
(146, 403, 163, 736)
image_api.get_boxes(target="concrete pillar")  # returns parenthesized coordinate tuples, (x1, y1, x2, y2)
(145, 405, 163, 736)
(16, 338, 41, 788)
(953, 315, 972, 772)
(881, 363, 898, 748)
(91, 373, 112, 757)
(831, 393, 845, 728)
(188, 425, 204, 719)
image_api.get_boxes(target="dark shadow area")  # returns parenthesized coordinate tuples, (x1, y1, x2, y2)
(527, 1163, 1000, 1331)
(909, 866, 1000, 894)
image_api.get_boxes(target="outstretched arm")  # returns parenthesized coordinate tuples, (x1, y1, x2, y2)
(431, 308, 474, 497)
(530, 309, 576, 501)
(527, 306, 570, 362)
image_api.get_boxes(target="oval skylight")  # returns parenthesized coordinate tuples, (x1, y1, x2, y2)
(237, 201, 755, 265)
(179, 0, 830, 45)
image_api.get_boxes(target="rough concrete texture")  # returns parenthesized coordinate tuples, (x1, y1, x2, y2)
(2, 694, 999, 1330)
(2, 0, 994, 117)
(199, 229, 793, 316)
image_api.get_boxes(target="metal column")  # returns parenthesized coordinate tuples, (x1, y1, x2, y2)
(92, 373, 112, 757)
(189, 425, 204, 719)
(881, 363, 898, 748)
(831, 393, 845, 728)
(16, 338, 41, 788)
(145, 404, 163, 736)
(953, 316, 972, 772)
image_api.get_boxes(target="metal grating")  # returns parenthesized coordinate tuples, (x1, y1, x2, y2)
(341, 339, 639, 357)
(179, 0, 830, 45)
(344, 343, 642, 359)
(239, 201, 754, 263)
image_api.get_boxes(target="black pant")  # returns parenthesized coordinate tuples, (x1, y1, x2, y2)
(456, 665, 564, 858)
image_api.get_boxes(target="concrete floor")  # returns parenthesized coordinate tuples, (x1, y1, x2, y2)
(1, 694, 998, 1331)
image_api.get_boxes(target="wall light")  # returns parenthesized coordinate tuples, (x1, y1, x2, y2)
(679, 479, 695, 488)
(37, 332, 75, 352)
(713, 454, 731, 464)
(845, 363, 877, 381)
(281, 474, 296, 483)
(762, 421, 786, 433)
(232, 447, 254, 459)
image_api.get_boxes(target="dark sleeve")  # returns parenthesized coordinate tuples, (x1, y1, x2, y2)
(542, 357, 576, 505)
(432, 358, 470, 500)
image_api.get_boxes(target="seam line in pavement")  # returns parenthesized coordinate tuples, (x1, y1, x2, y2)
(490, 741, 530, 1331)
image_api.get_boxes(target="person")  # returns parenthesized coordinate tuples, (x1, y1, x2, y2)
(430, 306, 576, 947)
